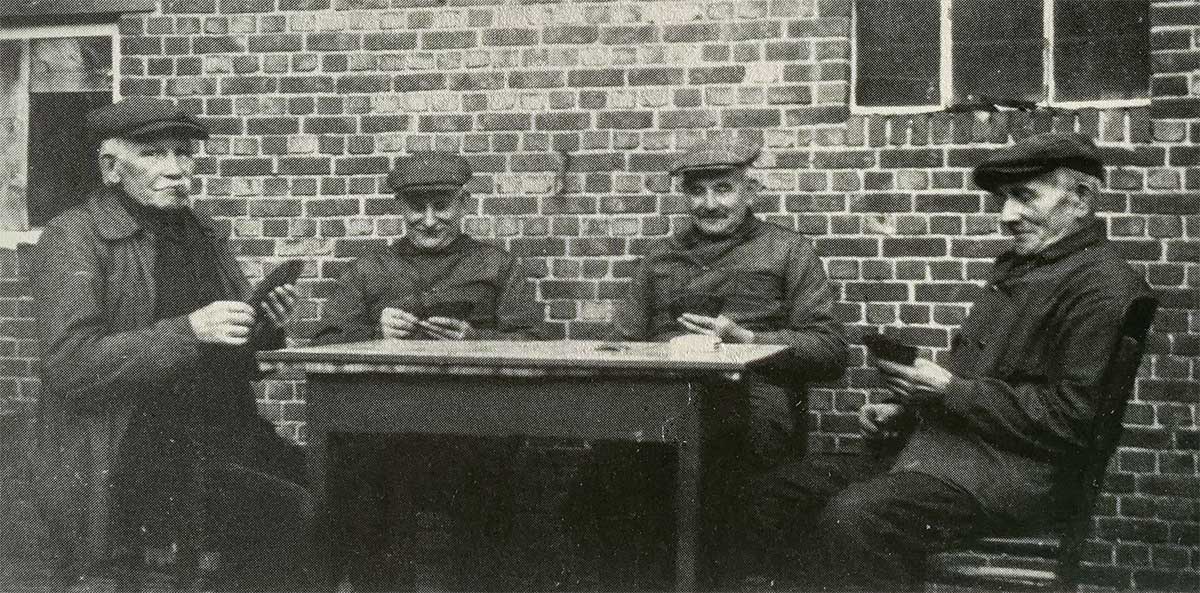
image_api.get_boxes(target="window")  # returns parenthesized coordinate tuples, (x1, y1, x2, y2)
(0, 23, 116, 237)
(853, 0, 1150, 111)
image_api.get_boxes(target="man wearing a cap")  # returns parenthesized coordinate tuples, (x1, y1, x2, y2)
(312, 151, 541, 590)
(743, 133, 1152, 590)
(32, 96, 310, 590)
(573, 137, 847, 587)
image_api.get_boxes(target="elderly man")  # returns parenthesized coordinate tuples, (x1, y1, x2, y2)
(32, 97, 309, 592)
(744, 133, 1153, 590)
(573, 137, 847, 588)
(312, 151, 541, 591)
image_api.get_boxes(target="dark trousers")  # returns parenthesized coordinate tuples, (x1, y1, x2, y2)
(743, 453, 989, 591)
(567, 377, 803, 590)
(330, 434, 517, 592)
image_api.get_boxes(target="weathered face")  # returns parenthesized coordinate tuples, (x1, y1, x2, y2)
(399, 188, 465, 251)
(680, 167, 755, 237)
(994, 169, 1090, 256)
(102, 136, 195, 210)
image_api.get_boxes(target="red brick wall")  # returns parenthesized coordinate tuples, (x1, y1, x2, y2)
(0, 0, 1196, 588)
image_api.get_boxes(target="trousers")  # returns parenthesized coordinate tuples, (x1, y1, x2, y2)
(743, 452, 989, 591)
(565, 376, 803, 590)
(329, 434, 518, 591)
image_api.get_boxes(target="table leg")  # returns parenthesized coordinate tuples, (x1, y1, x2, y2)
(675, 382, 701, 592)
(307, 420, 333, 591)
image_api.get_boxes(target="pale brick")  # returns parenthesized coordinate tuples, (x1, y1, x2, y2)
(379, 12, 406, 29)
(378, 53, 404, 70)
(520, 93, 549, 110)
(639, 89, 669, 108)
(229, 15, 256, 33)
(897, 171, 930, 190)
(614, 173, 641, 193)
(488, 91, 517, 111)
(407, 52, 435, 69)
(707, 2, 734, 20)
(522, 174, 555, 195)
(643, 1, 702, 23)
(611, 217, 640, 236)
(706, 86, 736, 106)
(463, 217, 492, 236)
(579, 300, 612, 322)
(433, 9, 466, 28)
(609, 91, 637, 109)
(496, 217, 521, 237)
(580, 47, 610, 67)
(738, 87, 765, 105)
(278, 237, 336, 255)
(745, 62, 779, 84)
(205, 55, 233, 74)
(372, 95, 403, 113)
(234, 219, 261, 237)
(346, 218, 374, 236)
(613, 47, 638, 65)
(764, 129, 797, 148)
(584, 5, 611, 25)
(231, 178, 261, 196)
(497, 175, 523, 194)
(378, 133, 406, 152)
(465, 50, 490, 68)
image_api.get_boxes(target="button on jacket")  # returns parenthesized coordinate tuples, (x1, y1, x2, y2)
(894, 218, 1151, 522)
(311, 235, 541, 345)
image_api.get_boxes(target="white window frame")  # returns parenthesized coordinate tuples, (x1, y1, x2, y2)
(0, 21, 119, 248)
(850, 0, 1152, 115)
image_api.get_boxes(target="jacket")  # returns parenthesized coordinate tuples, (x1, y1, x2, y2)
(311, 234, 542, 345)
(894, 218, 1152, 521)
(31, 186, 282, 578)
(615, 215, 847, 381)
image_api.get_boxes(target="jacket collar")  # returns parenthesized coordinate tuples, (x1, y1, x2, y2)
(85, 185, 219, 241)
(991, 217, 1106, 287)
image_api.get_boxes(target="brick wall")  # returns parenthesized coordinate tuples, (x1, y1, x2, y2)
(0, 0, 1196, 588)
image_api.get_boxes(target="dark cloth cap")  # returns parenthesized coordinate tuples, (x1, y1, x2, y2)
(670, 137, 761, 176)
(973, 132, 1104, 192)
(388, 151, 472, 193)
(87, 96, 208, 141)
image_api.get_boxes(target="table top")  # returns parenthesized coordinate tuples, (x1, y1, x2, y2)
(257, 339, 789, 377)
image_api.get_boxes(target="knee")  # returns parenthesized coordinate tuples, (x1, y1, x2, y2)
(816, 488, 883, 543)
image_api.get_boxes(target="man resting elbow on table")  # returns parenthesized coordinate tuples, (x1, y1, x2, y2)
(310, 151, 543, 591)
(566, 137, 848, 590)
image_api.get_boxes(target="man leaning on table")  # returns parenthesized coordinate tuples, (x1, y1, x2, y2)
(570, 136, 848, 588)
(311, 151, 542, 591)
(741, 132, 1153, 591)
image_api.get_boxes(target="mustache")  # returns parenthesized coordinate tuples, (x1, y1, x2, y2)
(693, 209, 729, 219)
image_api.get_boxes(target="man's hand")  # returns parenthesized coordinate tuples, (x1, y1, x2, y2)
(380, 307, 420, 340)
(678, 313, 755, 344)
(417, 316, 473, 341)
(859, 403, 908, 440)
(189, 301, 256, 346)
(260, 284, 298, 328)
(873, 358, 954, 407)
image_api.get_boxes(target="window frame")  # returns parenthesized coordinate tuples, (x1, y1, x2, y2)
(850, 0, 1152, 115)
(0, 20, 119, 247)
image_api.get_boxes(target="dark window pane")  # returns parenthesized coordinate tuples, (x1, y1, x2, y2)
(1054, 0, 1149, 102)
(856, 0, 941, 107)
(27, 92, 110, 227)
(952, 0, 1044, 105)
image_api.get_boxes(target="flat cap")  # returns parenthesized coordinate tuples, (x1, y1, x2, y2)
(670, 137, 761, 176)
(389, 151, 472, 194)
(87, 96, 208, 141)
(973, 132, 1104, 192)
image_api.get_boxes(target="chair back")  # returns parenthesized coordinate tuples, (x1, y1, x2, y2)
(1058, 295, 1158, 588)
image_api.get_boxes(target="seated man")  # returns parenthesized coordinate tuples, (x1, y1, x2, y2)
(744, 133, 1152, 591)
(571, 137, 847, 588)
(32, 97, 309, 592)
(311, 151, 542, 591)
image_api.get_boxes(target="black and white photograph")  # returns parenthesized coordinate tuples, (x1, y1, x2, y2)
(0, 0, 1196, 591)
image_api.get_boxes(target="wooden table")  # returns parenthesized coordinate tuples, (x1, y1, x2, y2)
(259, 339, 788, 591)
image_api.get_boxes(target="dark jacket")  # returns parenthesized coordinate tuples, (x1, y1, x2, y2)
(31, 186, 283, 578)
(614, 215, 847, 463)
(615, 215, 847, 380)
(311, 234, 542, 345)
(894, 218, 1151, 521)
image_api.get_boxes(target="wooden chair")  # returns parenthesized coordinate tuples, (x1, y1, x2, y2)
(930, 296, 1159, 592)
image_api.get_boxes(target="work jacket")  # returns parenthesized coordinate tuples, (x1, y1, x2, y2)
(895, 219, 1152, 521)
(614, 215, 848, 462)
(31, 186, 282, 579)
(311, 234, 542, 345)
